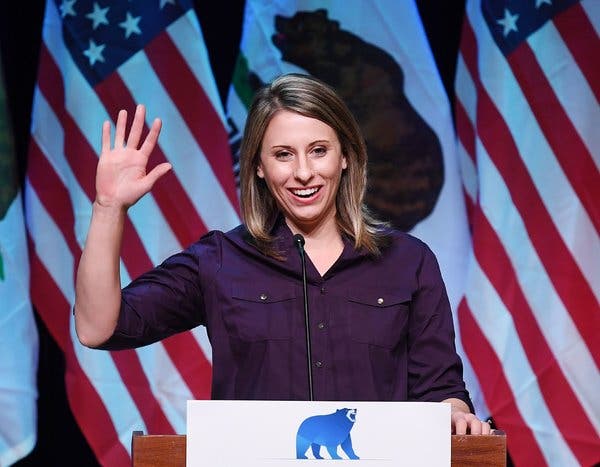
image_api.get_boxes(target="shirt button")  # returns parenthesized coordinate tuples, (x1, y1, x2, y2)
(377, 297, 384, 305)
(320, 286, 326, 294)
(259, 293, 268, 301)
(317, 322, 326, 330)
(315, 361, 323, 368)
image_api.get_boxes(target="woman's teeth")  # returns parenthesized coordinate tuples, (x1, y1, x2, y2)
(293, 187, 320, 198)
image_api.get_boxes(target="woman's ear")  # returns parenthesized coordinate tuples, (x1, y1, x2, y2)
(257, 164, 265, 178)
(342, 155, 348, 170)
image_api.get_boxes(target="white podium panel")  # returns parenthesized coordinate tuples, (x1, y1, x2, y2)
(187, 400, 450, 466)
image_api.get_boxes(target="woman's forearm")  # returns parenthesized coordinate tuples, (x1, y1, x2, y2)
(74, 202, 125, 347)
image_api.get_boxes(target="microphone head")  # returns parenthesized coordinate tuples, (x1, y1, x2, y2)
(293, 233, 305, 247)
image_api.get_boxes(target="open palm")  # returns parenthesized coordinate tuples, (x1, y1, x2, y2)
(96, 104, 171, 210)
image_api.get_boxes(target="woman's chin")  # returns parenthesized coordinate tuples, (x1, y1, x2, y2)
(284, 209, 337, 233)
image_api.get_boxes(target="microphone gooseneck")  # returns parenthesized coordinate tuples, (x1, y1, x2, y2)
(293, 234, 314, 401)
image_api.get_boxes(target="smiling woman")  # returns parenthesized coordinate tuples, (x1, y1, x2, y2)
(0, 2, 470, 463)
(72, 73, 489, 436)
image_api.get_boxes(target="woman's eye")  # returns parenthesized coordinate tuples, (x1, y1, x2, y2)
(312, 147, 327, 156)
(275, 151, 292, 159)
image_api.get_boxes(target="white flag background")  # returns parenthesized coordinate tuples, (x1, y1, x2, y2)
(226, 0, 485, 415)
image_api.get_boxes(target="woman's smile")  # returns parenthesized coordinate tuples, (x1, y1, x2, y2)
(290, 186, 321, 199)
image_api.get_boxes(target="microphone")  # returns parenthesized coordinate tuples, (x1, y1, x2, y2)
(293, 234, 314, 401)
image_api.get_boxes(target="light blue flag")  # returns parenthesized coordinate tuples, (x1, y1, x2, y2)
(0, 55, 39, 466)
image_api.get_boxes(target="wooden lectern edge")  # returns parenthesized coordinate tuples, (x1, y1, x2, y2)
(131, 430, 506, 466)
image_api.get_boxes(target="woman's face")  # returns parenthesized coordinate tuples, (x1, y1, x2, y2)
(257, 110, 347, 234)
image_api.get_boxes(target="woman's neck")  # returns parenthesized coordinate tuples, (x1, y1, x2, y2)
(285, 214, 341, 245)
(285, 216, 345, 276)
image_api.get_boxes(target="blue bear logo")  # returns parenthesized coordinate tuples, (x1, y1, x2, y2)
(296, 408, 360, 459)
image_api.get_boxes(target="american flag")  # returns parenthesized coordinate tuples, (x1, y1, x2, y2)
(455, 0, 599, 465)
(25, 0, 239, 464)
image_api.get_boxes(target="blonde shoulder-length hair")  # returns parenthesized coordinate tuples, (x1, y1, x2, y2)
(239, 73, 388, 258)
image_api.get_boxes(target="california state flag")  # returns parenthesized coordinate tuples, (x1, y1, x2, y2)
(226, 0, 485, 415)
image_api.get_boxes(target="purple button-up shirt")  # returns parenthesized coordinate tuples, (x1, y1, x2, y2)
(100, 220, 471, 408)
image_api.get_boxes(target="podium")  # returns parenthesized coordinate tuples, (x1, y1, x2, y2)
(131, 430, 506, 466)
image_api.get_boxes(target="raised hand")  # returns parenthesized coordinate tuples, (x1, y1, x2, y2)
(75, 104, 171, 347)
(96, 104, 171, 211)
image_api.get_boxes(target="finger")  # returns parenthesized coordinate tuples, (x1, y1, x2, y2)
(101, 120, 111, 153)
(126, 104, 146, 149)
(468, 418, 483, 435)
(140, 117, 162, 156)
(482, 421, 492, 435)
(454, 418, 467, 435)
(114, 109, 128, 148)
(452, 414, 468, 435)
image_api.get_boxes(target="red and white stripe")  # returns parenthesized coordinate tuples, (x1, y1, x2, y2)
(455, 0, 599, 465)
(26, 3, 239, 464)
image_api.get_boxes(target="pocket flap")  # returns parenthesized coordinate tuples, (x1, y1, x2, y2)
(231, 285, 297, 304)
(347, 289, 411, 308)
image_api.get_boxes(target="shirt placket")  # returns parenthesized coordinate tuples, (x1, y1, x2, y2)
(309, 278, 331, 400)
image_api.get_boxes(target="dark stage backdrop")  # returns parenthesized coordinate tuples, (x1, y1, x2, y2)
(0, 2, 465, 465)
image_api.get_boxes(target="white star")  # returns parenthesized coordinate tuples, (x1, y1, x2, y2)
(83, 39, 106, 66)
(119, 12, 141, 38)
(497, 9, 519, 37)
(59, 0, 76, 18)
(85, 2, 110, 30)
(536, 0, 552, 7)
(160, 0, 176, 9)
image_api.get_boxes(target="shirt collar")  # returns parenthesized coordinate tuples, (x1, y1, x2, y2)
(224, 216, 373, 282)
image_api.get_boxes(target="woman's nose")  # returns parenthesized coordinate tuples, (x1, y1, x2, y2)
(294, 155, 313, 182)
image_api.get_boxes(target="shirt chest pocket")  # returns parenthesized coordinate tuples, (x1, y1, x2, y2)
(346, 289, 411, 349)
(223, 285, 299, 342)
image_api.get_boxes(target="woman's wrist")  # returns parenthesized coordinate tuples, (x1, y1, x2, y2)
(92, 199, 127, 219)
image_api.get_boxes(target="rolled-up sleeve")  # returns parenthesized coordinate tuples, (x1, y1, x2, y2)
(97, 232, 220, 350)
(406, 244, 473, 412)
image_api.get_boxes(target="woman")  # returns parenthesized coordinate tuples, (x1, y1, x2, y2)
(74, 74, 490, 435)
